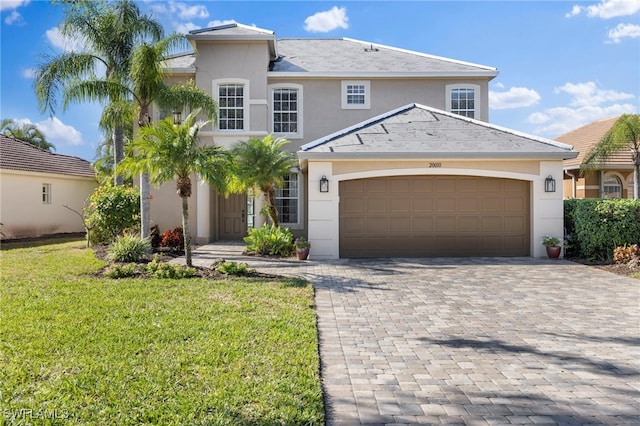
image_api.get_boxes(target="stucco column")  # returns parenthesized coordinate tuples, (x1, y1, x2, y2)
(196, 179, 210, 244)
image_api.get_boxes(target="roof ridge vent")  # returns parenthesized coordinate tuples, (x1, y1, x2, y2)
(364, 44, 379, 52)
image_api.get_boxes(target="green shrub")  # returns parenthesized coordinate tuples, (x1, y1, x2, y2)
(104, 263, 137, 279)
(570, 199, 640, 261)
(243, 224, 294, 256)
(85, 184, 140, 245)
(563, 199, 580, 256)
(108, 234, 151, 263)
(216, 261, 253, 276)
(146, 257, 195, 279)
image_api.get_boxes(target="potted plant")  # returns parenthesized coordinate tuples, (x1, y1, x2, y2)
(542, 235, 561, 259)
(294, 237, 311, 260)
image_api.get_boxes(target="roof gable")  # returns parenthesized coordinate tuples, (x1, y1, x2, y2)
(299, 104, 577, 160)
(0, 135, 95, 178)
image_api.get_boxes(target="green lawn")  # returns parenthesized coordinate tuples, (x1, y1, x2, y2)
(0, 239, 324, 425)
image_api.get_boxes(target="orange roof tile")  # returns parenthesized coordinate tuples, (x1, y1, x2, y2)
(558, 116, 634, 169)
(0, 134, 95, 178)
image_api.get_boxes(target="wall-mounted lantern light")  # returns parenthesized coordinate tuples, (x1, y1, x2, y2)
(319, 175, 329, 193)
(172, 111, 182, 124)
(544, 175, 556, 193)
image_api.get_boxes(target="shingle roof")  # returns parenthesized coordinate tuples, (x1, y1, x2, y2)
(0, 134, 95, 178)
(557, 116, 633, 169)
(299, 104, 577, 160)
(168, 23, 498, 77)
(272, 38, 497, 75)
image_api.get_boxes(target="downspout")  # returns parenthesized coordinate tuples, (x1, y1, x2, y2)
(564, 169, 576, 198)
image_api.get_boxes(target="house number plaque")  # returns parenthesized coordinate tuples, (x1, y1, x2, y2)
(428, 162, 442, 168)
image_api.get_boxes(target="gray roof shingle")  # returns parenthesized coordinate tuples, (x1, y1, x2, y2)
(300, 104, 577, 160)
(0, 134, 95, 178)
(272, 38, 497, 75)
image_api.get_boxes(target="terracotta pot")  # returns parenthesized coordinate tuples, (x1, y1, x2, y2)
(546, 246, 561, 259)
(296, 247, 309, 260)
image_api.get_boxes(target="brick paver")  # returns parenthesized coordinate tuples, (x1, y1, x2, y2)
(181, 245, 640, 425)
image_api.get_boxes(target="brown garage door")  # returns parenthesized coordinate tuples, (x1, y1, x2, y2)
(339, 176, 530, 257)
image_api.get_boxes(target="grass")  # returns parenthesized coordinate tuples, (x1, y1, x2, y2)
(0, 239, 323, 425)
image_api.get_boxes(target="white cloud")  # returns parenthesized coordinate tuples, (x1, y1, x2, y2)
(528, 81, 636, 136)
(607, 22, 640, 43)
(529, 104, 636, 136)
(149, 1, 208, 19)
(21, 67, 34, 78)
(45, 27, 84, 52)
(304, 6, 349, 33)
(15, 117, 84, 147)
(565, 5, 582, 18)
(175, 22, 199, 34)
(207, 19, 237, 28)
(567, 0, 640, 19)
(554, 81, 634, 107)
(4, 10, 23, 25)
(489, 86, 541, 110)
(0, 0, 29, 12)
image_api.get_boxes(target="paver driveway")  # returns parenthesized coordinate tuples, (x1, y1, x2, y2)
(182, 246, 640, 425)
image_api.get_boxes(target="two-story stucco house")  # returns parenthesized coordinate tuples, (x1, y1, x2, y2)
(150, 23, 576, 259)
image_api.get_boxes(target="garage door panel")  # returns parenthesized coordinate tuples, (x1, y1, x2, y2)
(340, 176, 530, 258)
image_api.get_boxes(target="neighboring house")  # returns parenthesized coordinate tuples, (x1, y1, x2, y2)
(151, 23, 576, 258)
(559, 116, 636, 199)
(0, 134, 96, 239)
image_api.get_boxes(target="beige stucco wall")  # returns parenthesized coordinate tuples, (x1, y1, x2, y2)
(0, 169, 96, 239)
(306, 158, 565, 259)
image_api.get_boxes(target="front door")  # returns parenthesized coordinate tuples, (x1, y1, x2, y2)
(218, 193, 247, 240)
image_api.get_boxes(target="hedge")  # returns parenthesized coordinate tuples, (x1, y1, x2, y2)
(565, 199, 640, 261)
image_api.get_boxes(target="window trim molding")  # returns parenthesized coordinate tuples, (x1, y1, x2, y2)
(275, 171, 303, 228)
(213, 78, 250, 132)
(341, 80, 371, 110)
(446, 83, 480, 119)
(269, 83, 303, 139)
(42, 183, 51, 204)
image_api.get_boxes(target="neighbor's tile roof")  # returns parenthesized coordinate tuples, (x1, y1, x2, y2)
(299, 104, 577, 160)
(557, 116, 633, 169)
(0, 134, 95, 178)
(272, 38, 497, 75)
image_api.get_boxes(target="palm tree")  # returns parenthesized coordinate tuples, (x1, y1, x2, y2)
(1, 119, 56, 152)
(581, 114, 640, 199)
(33, 0, 163, 184)
(231, 135, 297, 227)
(119, 110, 230, 267)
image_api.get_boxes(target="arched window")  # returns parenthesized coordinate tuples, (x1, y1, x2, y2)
(603, 174, 622, 199)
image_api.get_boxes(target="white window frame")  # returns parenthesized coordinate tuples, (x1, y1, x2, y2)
(626, 174, 635, 199)
(341, 80, 371, 109)
(269, 83, 303, 138)
(42, 183, 51, 204)
(446, 83, 480, 119)
(275, 172, 301, 227)
(603, 173, 623, 199)
(213, 78, 250, 132)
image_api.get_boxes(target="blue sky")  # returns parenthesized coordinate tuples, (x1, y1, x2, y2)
(1, 0, 638, 161)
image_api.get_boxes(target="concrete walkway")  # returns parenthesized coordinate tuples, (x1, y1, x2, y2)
(178, 243, 640, 425)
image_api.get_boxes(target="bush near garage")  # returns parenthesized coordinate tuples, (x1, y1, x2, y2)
(565, 199, 640, 261)
(84, 184, 140, 245)
(243, 224, 294, 257)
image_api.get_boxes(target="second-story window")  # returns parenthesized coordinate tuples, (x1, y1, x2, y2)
(218, 83, 244, 130)
(446, 84, 480, 119)
(273, 88, 298, 133)
(342, 80, 370, 109)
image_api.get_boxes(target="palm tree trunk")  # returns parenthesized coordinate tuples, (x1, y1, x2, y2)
(634, 163, 639, 200)
(265, 189, 279, 227)
(181, 195, 192, 267)
(113, 125, 124, 185)
(140, 172, 151, 238)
